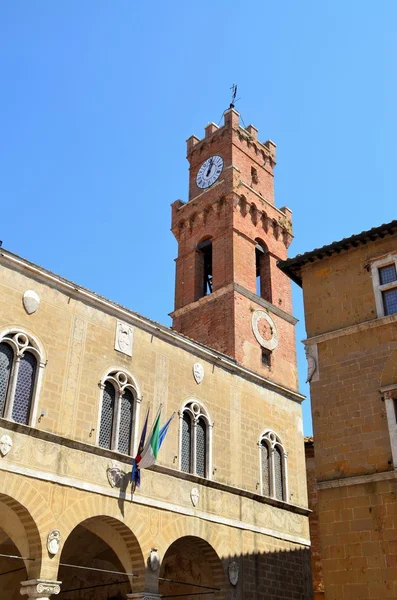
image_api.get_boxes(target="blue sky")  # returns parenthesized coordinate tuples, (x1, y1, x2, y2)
(1, 1, 396, 435)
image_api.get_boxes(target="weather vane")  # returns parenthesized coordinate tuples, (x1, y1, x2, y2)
(230, 84, 238, 108)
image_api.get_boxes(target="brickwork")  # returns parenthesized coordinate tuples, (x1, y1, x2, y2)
(305, 439, 324, 599)
(285, 227, 397, 599)
(171, 109, 297, 388)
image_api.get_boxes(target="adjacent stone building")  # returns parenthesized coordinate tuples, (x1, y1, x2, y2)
(0, 110, 311, 599)
(280, 220, 397, 600)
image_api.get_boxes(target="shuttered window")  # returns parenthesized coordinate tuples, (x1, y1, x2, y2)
(99, 381, 115, 450)
(274, 445, 284, 500)
(261, 442, 270, 496)
(181, 413, 192, 473)
(12, 352, 37, 425)
(118, 389, 133, 455)
(196, 417, 206, 477)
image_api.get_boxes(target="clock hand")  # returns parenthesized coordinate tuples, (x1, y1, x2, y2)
(206, 158, 214, 177)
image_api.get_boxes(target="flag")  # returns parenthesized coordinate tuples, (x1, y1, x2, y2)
(138, 406, 162, 470)
(158, 412, 175, 451)
(131, 406, 150, 487)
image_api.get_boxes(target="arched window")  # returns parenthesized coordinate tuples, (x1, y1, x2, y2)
(0, 330, 45, 426)
(255, 239, 271, 301)
(259, 430, 288, 501)
(98, 370, 140, 455)
(179, 400, 212, 479)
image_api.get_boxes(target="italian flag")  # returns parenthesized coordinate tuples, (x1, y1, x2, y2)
(137, 408, 161, 470)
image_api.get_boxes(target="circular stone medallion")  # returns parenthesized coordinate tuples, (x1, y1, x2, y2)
(251, 310, 278, 351)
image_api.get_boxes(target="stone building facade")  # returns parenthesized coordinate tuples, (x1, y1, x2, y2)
(304, 437, 324, 600)
(280, 220, 397, 600)
(0, 110, 311, 599)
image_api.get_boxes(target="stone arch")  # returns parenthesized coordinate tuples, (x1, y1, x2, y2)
(381, 349, 397, 388)
(159, 532, 228, 600)
(0, 492, 42, 578)
(156, 514, 231, 560)
(58, 514, 145, 597)
(57, 496, 145, 575)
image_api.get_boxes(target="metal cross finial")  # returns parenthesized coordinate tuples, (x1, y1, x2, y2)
(230, 83, 238, 108)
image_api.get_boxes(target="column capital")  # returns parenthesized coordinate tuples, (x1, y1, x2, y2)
(20, 579, 61, 599)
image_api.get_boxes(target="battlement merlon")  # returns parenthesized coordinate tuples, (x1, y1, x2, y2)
(186, 108, 277, 163)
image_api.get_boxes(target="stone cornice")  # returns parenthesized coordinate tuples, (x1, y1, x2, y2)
(317, 469, 397, 490)
(0, 250, 304, 402)
(0, 418, 309, 517)
(234, 283, 298, 326)
(304, 313, 397, 346)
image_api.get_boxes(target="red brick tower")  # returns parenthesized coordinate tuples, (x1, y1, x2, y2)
(170, 109, 298, 389)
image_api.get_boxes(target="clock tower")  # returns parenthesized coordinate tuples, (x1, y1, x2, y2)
(170, 108, 298, 390)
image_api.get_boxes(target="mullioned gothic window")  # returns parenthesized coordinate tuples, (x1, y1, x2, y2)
(259, 430, 288, 502)
(0, 330, 45, 426)
(97, 370, 140, 456)
(179, 400, 212, 479)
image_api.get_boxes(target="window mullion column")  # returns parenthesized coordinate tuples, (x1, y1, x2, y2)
(192, 417, 198, 474)
(112, 390, 121, 452)
(4, 355, 21, 420)
(269, 446, 276, 498)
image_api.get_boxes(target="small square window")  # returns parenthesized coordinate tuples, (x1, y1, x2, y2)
(383, 288, 397, 316)
(379, 264, 397, 285)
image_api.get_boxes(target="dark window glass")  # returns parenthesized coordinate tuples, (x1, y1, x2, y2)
(379, 264, 397, 285)
(383, 288, 397, 316)
(99, 382, 115, 449)
(0, 343, 13, 417)
(181, 412, 192, 473)
(274, 445, 284, 501)
(196, 417, 207, 477)
(12, 352, 36, 425)
(261, 442, 270, 496)
(118, 388, 134, 455)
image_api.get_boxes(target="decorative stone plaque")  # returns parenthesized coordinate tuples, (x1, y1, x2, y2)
(305, 343, 319, 383)
(190, 487, 199, 507)
(47, 530, 61, 556)
(107, 461, 122, 488)
(0, 434, 12, 457)
(193, 362, 204, 384)
(251, 310, 278, 351)
(149, 548, 160, 571)
(23, 290, 40, 315)
(228, 560, 239, 586)
(115, 320, 134, 356)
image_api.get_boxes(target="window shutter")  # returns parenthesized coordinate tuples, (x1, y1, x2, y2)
(118, 388, 134, 455)
(181, 413, 192, 473)
(0, 343, 13, 417)
(196, 417, 207, 477)
(12, 351, 36, 425)
(274, 445, 284, 500)
(261, 442, 270, 496)
(99, 382, 115, 449)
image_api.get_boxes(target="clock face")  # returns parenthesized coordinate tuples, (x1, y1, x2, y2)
(196, 155, 224, 189)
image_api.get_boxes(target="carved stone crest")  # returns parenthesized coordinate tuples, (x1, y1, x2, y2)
(115, 320, 134, 356)
(251, 310, 278, 351)
(228, 560, 239, 586)
(47, 530, 61, 556)
(193, 363, 204, 384)
(149, 548, 160, 571)
(0, 434, 12, 457)
(23, 290, 40, 315)
(190, 487, 200, 507)
(107, 462, 122, 488)
(305, 344, 319, 383)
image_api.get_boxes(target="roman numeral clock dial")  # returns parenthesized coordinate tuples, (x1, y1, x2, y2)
(196, 155, 224, 189)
